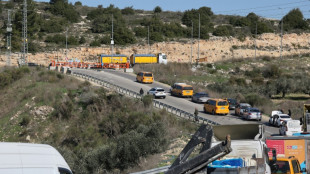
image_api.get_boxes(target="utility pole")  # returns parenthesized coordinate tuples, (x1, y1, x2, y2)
(190, 21, 193, 64)
(148, 26, 150, 54)
(65, 27, 68, 61)
(197, 13, 200, 65)
(254, 23, 257, 59)
(111, 14, 114, 63)
(20, 0, 28, 66)
(6, 10, 12, 66)
(280, 19, 283, 59)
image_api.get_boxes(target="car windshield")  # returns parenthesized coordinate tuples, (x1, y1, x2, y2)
(250, 109, 260, 112)
(228, 99, 236, 104)
(280, 116, 291, 119)
(144, 73, 152, 77)
(157, 89, 165, 92)
(241, 106, 250, 109)
(183, 87, 193, 90)
(218, 101, 228, 106)
(199, 93, 208, 97)
(273, 161, 290, 173)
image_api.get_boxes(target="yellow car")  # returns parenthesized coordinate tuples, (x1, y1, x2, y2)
(170, 83, 193, 97)
(204, 99, 229, 115)
(136, 72, 154, 84)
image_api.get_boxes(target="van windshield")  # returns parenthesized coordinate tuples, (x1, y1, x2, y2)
(274, 161, 290, 173)
(183, 87, 193, 90)
(144, 73, 153, 77)
(218, 101, 228, 106)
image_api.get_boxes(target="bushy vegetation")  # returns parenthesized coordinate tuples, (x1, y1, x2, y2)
(0, 1, 309, 52)
(0, 67, 30, 89)
(282, 8, 309, 31)
(0, 67, 196, 173)
(182, 7, 214, 39)
(49, 0, 80, 23)
(87, 5, 136, 45)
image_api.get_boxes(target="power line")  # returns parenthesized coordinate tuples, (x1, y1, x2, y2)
(214, 0, 309, 13)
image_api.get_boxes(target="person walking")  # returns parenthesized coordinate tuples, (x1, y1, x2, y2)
(139, 88, 144, 98)
(288, 109, 292, 117)
(194, 108, 199, 123)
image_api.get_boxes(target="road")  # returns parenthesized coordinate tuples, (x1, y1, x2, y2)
(72, 68, 279, 136)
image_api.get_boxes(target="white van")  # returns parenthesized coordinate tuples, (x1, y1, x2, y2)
(0, 142, 72, 174)
(279, 120, 302, 136)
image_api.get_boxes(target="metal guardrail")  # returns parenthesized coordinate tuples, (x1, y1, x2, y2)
(72, 72, 220, 126)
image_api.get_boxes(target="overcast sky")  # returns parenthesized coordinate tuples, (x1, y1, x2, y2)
(35, 0, 310, 19)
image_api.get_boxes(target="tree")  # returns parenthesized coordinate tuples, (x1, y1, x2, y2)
(282, 8, 309, 31)
(121, 6, 135, 15)
(213, 25, 233, 36)
(49, 0, 79, 23)
(79, 36, 86, 44)
(154, 6, 162, 13)
(74, 1, 82, 6)
(275, 77, 294, 98)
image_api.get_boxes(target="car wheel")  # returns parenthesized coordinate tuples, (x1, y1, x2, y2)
(212, 110, 215, 115)
(153, 95, 156, 99)
(203, 107, 206, 113)
(163, 96, 166, 99)
(258, 119, 261, 121)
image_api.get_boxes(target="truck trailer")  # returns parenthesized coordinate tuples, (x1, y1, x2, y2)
(99, 54, 128, 64)
(130, 53, 167, 65)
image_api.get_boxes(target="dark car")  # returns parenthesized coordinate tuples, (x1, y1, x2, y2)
(227, 98, 237, 110)
(191, 92, 209, 103)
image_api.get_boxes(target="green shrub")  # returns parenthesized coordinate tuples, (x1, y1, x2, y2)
(121, 6, 135, 15)
(142, 95, 153, 107)
(245, 93, 270, 107)
(19, 116, 30, 127)
(251, 77, 264, 84)
(262, 64, 281, 78)
(90, 40, 101, 47)
(245, 68, 261, 78)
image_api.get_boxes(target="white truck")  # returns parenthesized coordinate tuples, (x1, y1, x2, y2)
(0, 142, 72, 174)
(207, 124, 271, 174)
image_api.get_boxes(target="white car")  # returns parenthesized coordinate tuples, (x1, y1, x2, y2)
(279, 120, 302, 136)
(269, 113, 292, 127)
(147, 87, 166, 99)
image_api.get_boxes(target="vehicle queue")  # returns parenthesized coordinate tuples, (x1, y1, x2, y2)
(136, 71, 300, 132)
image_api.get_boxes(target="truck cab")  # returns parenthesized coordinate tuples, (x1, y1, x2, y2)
(158, 53, 167, 64)
(270, 157, 303, 174)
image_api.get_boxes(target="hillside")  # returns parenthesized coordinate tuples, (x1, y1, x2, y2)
(0, 1, 309, 66)
(0, 66, 196, 173)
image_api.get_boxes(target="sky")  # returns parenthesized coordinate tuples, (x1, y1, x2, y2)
(36, 0, 310, 19)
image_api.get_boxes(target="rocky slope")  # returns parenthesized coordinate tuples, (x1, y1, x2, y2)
(1, 33, 309, 67)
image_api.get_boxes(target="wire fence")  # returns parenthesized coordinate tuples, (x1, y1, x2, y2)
(72, 71, 220, 126)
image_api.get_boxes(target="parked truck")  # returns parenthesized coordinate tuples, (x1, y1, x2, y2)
(99, 54, 128, 64)
(266, 136, 308, 173)
(165, 124, 274, 174)
(130, 53, 167, 65)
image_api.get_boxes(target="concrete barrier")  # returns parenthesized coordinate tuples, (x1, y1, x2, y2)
(124, 68, 133, 73)
(56, 66, 61, 72)
(48, 66, 56, 70)
(60, 67, 68, 74)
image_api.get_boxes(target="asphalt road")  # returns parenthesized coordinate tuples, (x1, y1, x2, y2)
(72, 68, 279, 136)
